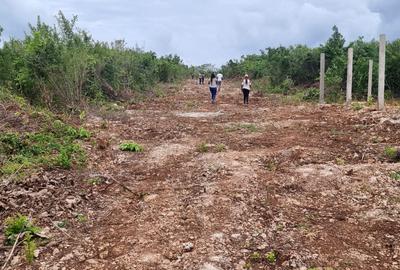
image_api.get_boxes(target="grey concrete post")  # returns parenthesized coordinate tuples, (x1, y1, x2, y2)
(378, 34, 386, 110)
(367, 60, 373, 100)
(346, 48, 353, 105)
(319, 53, 325, 104)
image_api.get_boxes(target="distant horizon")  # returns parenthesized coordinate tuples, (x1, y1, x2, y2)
(1, 0, 399, 66)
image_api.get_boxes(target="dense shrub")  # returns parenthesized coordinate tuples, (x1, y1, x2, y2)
(0, 12, 190, 109)
(221, 25, 400, 100)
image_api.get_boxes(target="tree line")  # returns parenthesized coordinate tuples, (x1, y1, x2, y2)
(221, 26, 400, 100)
(0, 12, 190, 109)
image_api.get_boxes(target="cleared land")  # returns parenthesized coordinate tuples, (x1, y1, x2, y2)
(1, 80, 400, 269)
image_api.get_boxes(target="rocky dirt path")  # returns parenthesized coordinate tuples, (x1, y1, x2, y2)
(26, 80, 400, 269)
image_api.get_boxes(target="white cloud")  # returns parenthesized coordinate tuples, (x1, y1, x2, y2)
(0, 0, 398, 66)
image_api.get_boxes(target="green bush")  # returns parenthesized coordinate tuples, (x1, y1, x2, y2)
(119, 141, 143, 152)
(4, 214, 41, 244)
(0, 11, 190, 109)
(4, 214, 41, 263)
(302, 87, 319, 101)
(384, 147, 399, 161)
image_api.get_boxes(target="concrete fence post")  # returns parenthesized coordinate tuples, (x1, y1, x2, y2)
(378, 34, 386, 110)
(367, 60, 373, 101)
(319, 53, 325, 104)
(346, 48, 353, 105)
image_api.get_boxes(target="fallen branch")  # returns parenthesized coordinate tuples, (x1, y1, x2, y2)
(1, 232, 24, 270)
(95, 174, 137, 195)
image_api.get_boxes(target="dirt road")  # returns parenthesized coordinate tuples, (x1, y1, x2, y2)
(17, 80, 400, 269)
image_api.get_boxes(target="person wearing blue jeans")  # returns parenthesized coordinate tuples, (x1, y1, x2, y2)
(209, 72, 218, 104)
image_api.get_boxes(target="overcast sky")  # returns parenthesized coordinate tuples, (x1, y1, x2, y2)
(1, 0, 399, 66)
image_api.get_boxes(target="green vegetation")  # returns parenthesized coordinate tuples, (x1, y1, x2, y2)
(389, 171, 400, 180)
(265, 250, 277, 263)
(384, 146, 399, 161)
(119, 141, 144, 152)
(4, 214, 41, 263)
(216, 143, 226, 152)
(222, 26, 400, 102)
(0, 11, 189, 110)
(196, 142, 209, 153)
(249, 251, 261, 260)
(351, 102, 364, 111)
(0, 120, 87, 178)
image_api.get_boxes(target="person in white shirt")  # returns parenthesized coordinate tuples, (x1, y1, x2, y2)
(216, 73, 223, 91)
(241, 74, 251, 105)
(209, 72, 218, 104)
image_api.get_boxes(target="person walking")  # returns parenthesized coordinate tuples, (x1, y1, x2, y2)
(209, 72, 218, 104)
(216, 72, 223, 91)
(241, 74, 251, 105)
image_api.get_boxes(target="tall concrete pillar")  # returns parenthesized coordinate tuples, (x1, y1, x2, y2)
(367, 60, 373, 100)
(378, 34, 386, 110)
(346, 48, 353, 105)
(319, 53, 325, 104)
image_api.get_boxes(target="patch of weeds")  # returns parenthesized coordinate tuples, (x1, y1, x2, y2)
(384, 146, 400, 162)
(76, 213, 88, 223)
(86, 176, 103, 185)
(249, 251, 261, 261)
(243, 262, 252, 269)
(119, 141, 144, 152)
(79, 110, 86, 121)
(77, 127, 91, 139)
(185, 100, 198, 109)
(351, 102, 364, 111)
(56, 220, 68, 228)
(197, 142, 209, 153)
(335, 157, 346, 165)
(0, 130, 87, 178)
(367, 96, 374, 106)
(389, 171, 400, 181)
(215, 143, 226, 152)
(4, 214, 41, 263)
(264, 160, 277, 172)
(265, 250, 277, 264)
(302, 87, 319, 101)
(153, 85, 166, 98)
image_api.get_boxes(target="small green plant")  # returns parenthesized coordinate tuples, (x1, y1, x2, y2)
(119, 141, 144, 152)
(216, 143, 226, 152)
(86, 177, 103, 185)
(249, 251, 261, 261)
(197, 142, 209, 153)
(77, 127, 91, 139)
(265, 250, 277, 263)
(24, 232, 37, 263)
(4, 214, 41, 263)
(367, 96, 374, 106)
(243, 262, 252, 269)
(335, 157, 346, 165)
(265, 160, 277, 172)
(56, 220, 68, 228)
(351, 102, 364, 111)
(384, 146, 399, 161)
(76, 213, 88, 223)
(389, 171, 400, 180)
(79, 110, 86, 121)
(302, 87, 319, 101)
